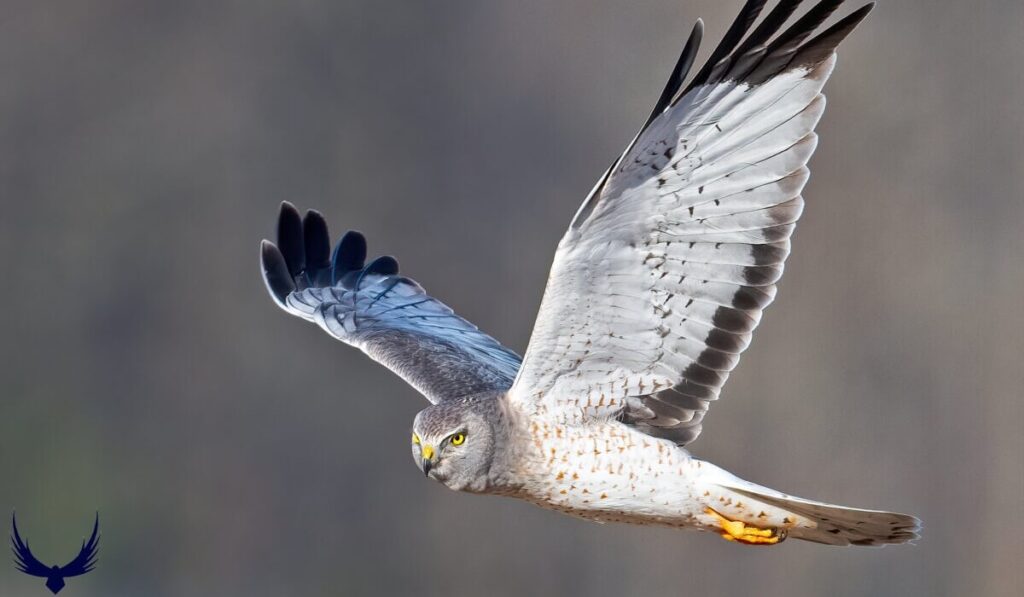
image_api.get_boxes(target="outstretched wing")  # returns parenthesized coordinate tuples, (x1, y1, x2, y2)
(261, 202, 522, 404)
(59, 514, 99, 577)
(510, 0, 873, 445)
(11, 512, 52, 577)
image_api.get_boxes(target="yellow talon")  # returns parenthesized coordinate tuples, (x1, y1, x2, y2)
(705, 507, 785, 546)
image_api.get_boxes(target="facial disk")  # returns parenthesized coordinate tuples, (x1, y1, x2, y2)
(411, 401, 495, 492)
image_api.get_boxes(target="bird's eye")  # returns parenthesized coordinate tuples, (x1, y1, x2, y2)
(450, 433, 466, 446)
(412, 433, 421, 445)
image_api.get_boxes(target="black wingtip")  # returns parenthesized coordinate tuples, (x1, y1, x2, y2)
(261, 240, 296, 307)
(734, 0, 803, 57)
(302, 210, 332, 285)
(366, 255, 400, 276)
(264, 205, 405, 298)
(642, 19, 704, 129)
(768, 0, 846, 53)
(303, 210, 330, 267)
(685, 0, 768, 92)
(788, 2, 875, 72)
(332, 230, 368, 283)
(682, 0, 874, 89)
(277, 202, 305, 276)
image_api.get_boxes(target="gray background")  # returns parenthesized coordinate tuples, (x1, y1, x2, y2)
(1, 1, 1022, 596)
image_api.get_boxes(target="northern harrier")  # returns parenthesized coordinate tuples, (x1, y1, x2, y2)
(261, 0, 919, 546)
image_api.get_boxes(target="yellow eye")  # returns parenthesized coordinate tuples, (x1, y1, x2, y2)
(450, 433, 466, 446)
(412, 434, 420, 445)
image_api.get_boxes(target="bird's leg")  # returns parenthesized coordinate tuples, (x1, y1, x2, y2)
(704, 507, 786, 546)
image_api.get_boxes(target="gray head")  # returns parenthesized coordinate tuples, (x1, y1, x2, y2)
(411, 398, 498, 492)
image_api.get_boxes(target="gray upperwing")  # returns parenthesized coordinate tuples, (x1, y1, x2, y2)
(261, 202, 521, 403)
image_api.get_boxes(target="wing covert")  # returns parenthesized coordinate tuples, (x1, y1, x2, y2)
(262, 203, 521, 404)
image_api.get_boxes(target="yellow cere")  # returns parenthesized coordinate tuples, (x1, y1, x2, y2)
(421, 444, 434, 460)
(450, 433, 466, 446)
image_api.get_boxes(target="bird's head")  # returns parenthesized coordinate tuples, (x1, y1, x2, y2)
(411, 399, 497, 492)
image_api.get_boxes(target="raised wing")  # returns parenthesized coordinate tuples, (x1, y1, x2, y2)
(261, 203, 521, 404)
(11, 512, 51, 577)
(510, 0, 873, 445)
(59, 514, 99, 577)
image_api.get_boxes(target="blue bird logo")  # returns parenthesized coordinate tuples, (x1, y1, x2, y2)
(11, 512, 99, 594)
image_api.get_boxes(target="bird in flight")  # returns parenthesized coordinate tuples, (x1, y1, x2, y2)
(261, 0, 919, 546)
(11, 513, 100, 594)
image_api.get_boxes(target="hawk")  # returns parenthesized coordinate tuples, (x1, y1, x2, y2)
(260, 0, 920, 546)
(11, 513, 100, 594)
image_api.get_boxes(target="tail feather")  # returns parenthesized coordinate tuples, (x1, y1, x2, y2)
(725, 485, 921, 547)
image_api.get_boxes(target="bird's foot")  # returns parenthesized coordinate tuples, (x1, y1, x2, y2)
(705, 507, 786, 546)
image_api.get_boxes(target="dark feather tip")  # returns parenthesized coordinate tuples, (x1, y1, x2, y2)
(332, 230, 368, 280)
(735, 0, 803, 56)
(276, 202, 305, 277)
(790, 2, 875, 70)
(303, 211, 331, 268)
(260, 240, 296, 306)
(366, 255, 399, 276)
(643, 19, 703, 129)
(686, 0, 768, 92)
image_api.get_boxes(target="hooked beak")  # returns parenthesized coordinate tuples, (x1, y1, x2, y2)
(420, 444, 435, 477)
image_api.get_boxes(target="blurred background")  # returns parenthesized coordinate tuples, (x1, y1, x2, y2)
(1, 1, 1021, 595)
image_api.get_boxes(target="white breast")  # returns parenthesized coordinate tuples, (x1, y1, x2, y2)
(514, 418, 711, 527)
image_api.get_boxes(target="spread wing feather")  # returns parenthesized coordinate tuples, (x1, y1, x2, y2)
(262, 203, 521, 404)
(60, 514, 100, 577)
(11, 513, 49, 577)
(510, 1, 873, 445)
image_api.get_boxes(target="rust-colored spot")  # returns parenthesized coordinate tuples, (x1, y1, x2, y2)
(600, 493, 608, 499)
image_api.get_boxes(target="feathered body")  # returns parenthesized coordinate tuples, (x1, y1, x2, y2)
(415, 395, 917, 546)
(261, 0, 920, 547)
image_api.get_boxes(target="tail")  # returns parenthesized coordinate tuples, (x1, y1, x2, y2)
(731, 485, 920, 546)
(699, 464, 921, 547)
